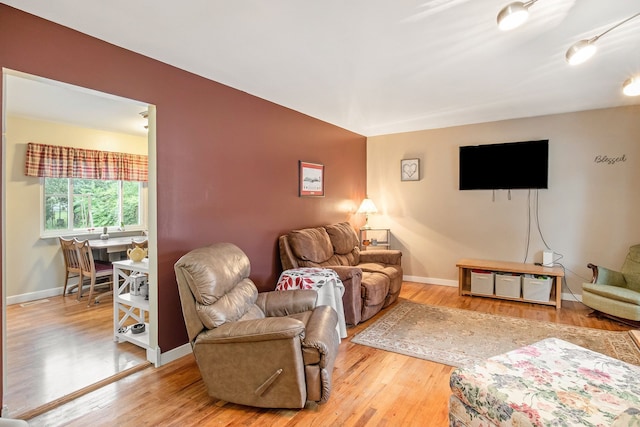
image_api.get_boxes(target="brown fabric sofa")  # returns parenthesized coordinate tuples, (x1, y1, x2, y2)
(174, 242, 339, 408)
(279, 222, 403, 325)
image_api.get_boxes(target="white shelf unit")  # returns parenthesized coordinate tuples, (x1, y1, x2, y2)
(112, 259, 151, 351)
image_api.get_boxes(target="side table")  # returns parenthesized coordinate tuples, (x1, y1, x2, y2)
(359, 228, 391, 250)
(112, 259, 150, 351)
(276, 267, 348, 340)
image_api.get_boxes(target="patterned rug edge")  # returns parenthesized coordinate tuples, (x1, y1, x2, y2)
(352, 300, 640, 367)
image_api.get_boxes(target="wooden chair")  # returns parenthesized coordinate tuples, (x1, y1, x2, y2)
(75, 239, 113, 306)
(59, 237, 83, 296)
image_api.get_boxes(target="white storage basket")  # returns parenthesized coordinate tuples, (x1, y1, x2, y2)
(471, 271, 495, 296)
(522, 276, 552, 302)
(495, 273, 521, 298)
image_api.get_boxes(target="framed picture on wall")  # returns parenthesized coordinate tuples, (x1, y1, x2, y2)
(299, 161, 325, 197)
(401, 158, 420, 181)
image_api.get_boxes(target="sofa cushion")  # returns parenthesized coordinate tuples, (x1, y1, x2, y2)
(360, 272, 390, 307)
(583, 282, 640, 306)
(288, 227, 334, 264)
(325, 222, 359, 255)
(359, 262, 402, 282)
(326, 252, 359, 267)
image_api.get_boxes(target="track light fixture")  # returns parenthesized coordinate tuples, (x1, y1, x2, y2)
(623, 76, 640, 97)
(497, 0, 539, 31)
(565, 12, 640, 65)
(140, 110, 149, 130)
(497, 4, 640, 97)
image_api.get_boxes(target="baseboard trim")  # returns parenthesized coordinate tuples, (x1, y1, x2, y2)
(7, 287, 64, 305)
(159, 343, 192, 366)
(403, 275, 458, 287)
(404, 275, 583, 303)
(561, 292, 582, 302)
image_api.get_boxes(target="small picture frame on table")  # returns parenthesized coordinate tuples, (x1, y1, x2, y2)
(299, 161, 325, 197)
(401, 158, 420, 181)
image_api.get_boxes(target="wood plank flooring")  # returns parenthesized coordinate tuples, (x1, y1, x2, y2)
(23, 282, 631, 426)
(4, 292, 147, 418)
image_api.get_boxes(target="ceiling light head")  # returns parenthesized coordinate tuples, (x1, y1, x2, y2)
(139, 110, 149, 130)
(565, 39, 598, 66)
(497, 1, 537, 31)
(623, 75, 640, 96)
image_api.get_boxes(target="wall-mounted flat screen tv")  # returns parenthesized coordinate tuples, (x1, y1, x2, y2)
(459, 140, 549, 190)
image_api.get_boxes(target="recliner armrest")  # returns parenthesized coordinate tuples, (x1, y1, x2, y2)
(302, 305, 339, 368)
(195, 317, 305, 344)
(255, 289, 317, 317)
(359, 250, 402, 266)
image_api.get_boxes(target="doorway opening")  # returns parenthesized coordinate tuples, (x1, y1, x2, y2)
(2, 69, 158, 417)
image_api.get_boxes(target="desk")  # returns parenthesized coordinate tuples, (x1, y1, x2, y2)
(276, 267, 348, 340)
(87, 237, 147, 262)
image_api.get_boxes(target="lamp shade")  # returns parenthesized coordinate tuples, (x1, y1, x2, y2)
(357, 198, 378, 214)
(623, 76, 640, 96)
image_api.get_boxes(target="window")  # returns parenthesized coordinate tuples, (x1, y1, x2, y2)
(24, 142, 149, 237)
(43, 177, 145, 235)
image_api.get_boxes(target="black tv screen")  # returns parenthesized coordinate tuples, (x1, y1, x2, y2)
(459, 140, 549, 190)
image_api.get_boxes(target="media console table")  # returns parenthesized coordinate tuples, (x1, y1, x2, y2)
(456, 259, 565, 309)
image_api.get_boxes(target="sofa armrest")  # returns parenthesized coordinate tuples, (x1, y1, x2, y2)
(323, 265, 362, 282)
(320, 266, 362, 326)
(195, 317, 305, 344)
(589, 263, 627, 287)
(256, 289, 317, 317)
(360, 249, 402, 266)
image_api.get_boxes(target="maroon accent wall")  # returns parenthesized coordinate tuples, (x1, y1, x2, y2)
(0, 4, 366, 400)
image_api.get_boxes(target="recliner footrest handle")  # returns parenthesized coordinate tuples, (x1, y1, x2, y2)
(254, 368, 283, 396)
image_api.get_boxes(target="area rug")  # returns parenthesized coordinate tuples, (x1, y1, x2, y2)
(351, 301, 640, 367)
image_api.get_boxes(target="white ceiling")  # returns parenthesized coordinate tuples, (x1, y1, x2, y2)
(5, 71, 150, 136)
(3, 0, 640, 137)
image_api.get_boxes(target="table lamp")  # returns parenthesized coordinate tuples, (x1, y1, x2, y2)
(357, 198, 378, 229)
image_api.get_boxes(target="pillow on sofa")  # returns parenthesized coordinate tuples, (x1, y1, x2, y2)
(288, 227, 333, 263)
(325, 222, 359, 255)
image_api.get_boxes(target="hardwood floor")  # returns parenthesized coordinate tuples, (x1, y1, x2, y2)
(4, 291, 147, 418)
(24, 282, 631, 427)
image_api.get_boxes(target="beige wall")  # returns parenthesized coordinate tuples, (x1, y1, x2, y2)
(4, 115, 148, 300)
(367, 105, 640, 298)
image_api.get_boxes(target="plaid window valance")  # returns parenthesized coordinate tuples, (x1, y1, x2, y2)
(24, 142, 148, 182)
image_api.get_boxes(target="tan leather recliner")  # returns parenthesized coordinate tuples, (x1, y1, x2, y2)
(174, 242, 339, 409)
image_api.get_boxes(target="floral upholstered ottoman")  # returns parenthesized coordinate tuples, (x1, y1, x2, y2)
(449, 337, 640, 427)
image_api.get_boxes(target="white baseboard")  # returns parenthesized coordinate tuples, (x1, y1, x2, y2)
(6, 287, 64, 305)
(561, 292, 582, 302)
(403, 275, 458, 287)
(404, 275, 583, 303)
(158, 343, 192, 366)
